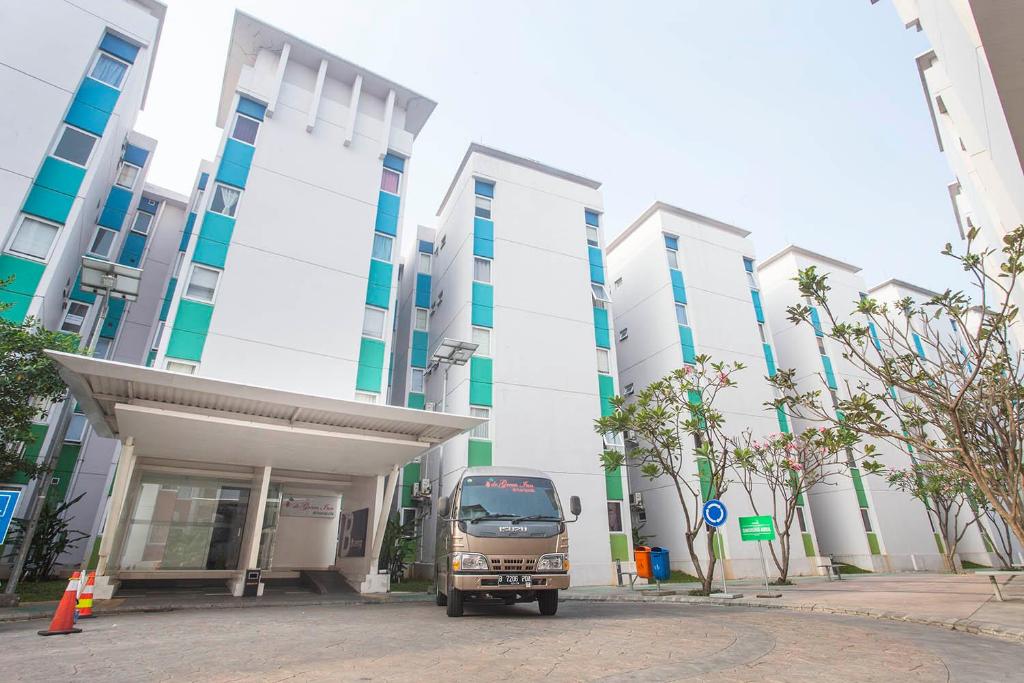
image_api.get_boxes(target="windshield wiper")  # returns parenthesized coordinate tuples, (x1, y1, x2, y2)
(511, 515, 562, 523)
(461, 513, 517, 524)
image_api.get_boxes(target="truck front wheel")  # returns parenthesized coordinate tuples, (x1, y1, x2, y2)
(446, 587, 464, 617)
(537, 590, 558, 616)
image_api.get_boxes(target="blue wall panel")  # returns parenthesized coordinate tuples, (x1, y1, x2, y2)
(415, 273, 431, 309)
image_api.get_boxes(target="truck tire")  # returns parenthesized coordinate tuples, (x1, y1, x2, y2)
(537, 590, 558, 616)
(446, 587, 464, 617)
(435, 586, 447, 606)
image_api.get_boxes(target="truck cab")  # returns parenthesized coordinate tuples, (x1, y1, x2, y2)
(434, 466, 581, 617)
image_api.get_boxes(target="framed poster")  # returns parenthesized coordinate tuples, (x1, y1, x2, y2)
(338, 507, 369, 557)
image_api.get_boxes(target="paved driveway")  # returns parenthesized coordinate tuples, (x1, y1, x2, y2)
(1, 600, 1020, 681)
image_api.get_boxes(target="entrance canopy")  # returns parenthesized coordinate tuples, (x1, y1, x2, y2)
(47, 352, 482, 477)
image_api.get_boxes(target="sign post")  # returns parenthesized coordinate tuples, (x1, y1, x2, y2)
(739, 515, 781, 598)
(702, 500, 741, 599)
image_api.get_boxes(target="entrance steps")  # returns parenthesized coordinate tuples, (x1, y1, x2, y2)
(300, 570, 357, 595)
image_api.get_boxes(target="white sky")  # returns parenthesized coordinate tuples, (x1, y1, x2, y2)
(137, 0, 966, 294)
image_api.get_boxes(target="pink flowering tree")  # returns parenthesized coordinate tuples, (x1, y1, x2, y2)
(732, 426, 858, 583)
(595, 355, 745, 595)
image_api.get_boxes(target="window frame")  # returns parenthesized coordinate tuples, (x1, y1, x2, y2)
(757, 323, 767, 344)
(362, 306, 387, 339)
(209, 183, 242, 218)
(469, 406, 490, 440)
(472, 326, 491, 357)
(165, 359, 198, 375)
(151, 320, 166, 351)
(354, 391, 378, 404)
(92, 337, 112, 360)
(618, 328, 628, 342)
(624, 382, 635, 396)
(172, 251, 185, 278)
(115, 161, 142, 190)
(88, 226, 118, 258)
(410, 367, 425, 393)
(59, 301, 91, 334)
(817, 337, 827, 355)
(381, 167, 402, 195)
(88, 50, 131, 90)
(229, 111, 261, 146)
(591, 283, 611, 303)
(6, 214, 62, 262)
(418, 252, 431, 274)
(675, 303, 688, 327)
(473, 256, 492, 284)
(65, 413, 88, 443)
(130, 210, 154, 235)
(607, 501, 623, 533)
(666, 247, 678, 270)
(51, 124, 100, 168)
(597, 347, 611, 374)
(414, 308, 429, 332)
(474, 195, 492, 219)
(183, 263, 221, 304)
(586, 225, 600, 247)
(372, 233, 394, 262)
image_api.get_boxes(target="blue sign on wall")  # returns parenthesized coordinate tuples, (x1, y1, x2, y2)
(701, 499, 728, 528)
(0, 489, 23, 544)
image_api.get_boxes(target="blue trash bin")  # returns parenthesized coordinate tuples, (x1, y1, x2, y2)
(649, 546, 670, 581)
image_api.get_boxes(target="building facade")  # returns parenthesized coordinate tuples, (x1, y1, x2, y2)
(759, 246, 945, 571)
(394, 144, 631, 586)
(607, 203, 823, 579)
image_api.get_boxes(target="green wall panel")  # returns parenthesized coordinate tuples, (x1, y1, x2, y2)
(850, 468, 869, 508)
(407, 392, 425, 409)
(356, 337, 386, 392)
(610, 533, 629, 561)
(598, 373, 615, 417)
(400, 461, 421, 507)
(366, 259, 393, 309)
(166, 299, 214, 361)
(605, 467, 623, 500)
(0, 254, 46, 323)
(866, 532, 881, 555)
(468, 439, 492, 467)
(35, 157, 86, 198)
(802, 532, 816, 557)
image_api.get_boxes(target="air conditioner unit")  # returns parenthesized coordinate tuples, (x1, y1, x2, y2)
(629, 492, 644, 509)
(419, 478, 432, 496)
(411, 482, 421, 498)
(425, 401, 436, 411)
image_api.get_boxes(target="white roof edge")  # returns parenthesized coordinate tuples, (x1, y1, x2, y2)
(436, 143, 602, 217)
(868, 277, 942, 300)
(757, 244, 862, 274)
(142, 182, 189, 206)
(608, 201, 751, 254)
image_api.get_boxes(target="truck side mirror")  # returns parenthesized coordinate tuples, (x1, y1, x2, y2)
(569, 496, 582, 518)
(437, 495, 450, 519)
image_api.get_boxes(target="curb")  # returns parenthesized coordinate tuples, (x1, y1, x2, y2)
(560, 593, 1024, 644)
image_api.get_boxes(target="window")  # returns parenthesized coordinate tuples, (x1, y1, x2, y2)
(131, 211, 153, 235)
(597, 348, 610, 373)
(418, 253, 431, 274)
(666, 248, 678, 269)
(586, 226, 600, 247)
(757, 323, 767, 344)
(796, 507, 807, 532)
(115, 162, 141, 189)
(230, 113, 260, 145)
(618, 328, 628, 341)
(614, 277, 623, 288)
(624, 382, 635, 396)
(607, 501, 623, 532)
(746, 271, 757, 289)
(151, 321, 166, 350)
(354, 392, 378, 404)
(191, 188, 206, 213)
(414, 308, 429, 331)
(184, 265, 220, 303)
(209, 184, 241, 217)
(472, 326, 491, 356)
(88, 227, 117, 258)
(363, 307, 386, 338)
(372, 233, 393, 261)
(59, 302, 90, 333)
(65, 414, 87, 443)
(381, 168, 401, 194)
(166, 360, 197, 375)
(817, 337, 826, 355)
(172, 252, 185, 278)
(675, 303, 688, 326)
(53, 126, 98, 167)
(473, 257, 491, 283)
(93, 337, 112, 359)
(410, 368, 425, 393)
(603, 431, 624, 449)
(591, 283, 611, 303)
(474, 195, 491, 219)
(469, 407, 490, 439)
(90, 52, 129, 89)
(829, 389, 840, 408)
(860, 508, 873, 532)
(8, 215, 59, 260)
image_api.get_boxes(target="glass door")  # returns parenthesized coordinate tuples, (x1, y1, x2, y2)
(257, 484, 283, 570)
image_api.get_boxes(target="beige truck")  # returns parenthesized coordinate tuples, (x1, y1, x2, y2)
(434, 466, 581, 617)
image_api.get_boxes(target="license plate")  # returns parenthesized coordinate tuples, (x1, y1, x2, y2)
(497, 574, 532, 586)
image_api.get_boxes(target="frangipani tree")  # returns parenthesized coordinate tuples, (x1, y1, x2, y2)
(595, 356, 744, 595)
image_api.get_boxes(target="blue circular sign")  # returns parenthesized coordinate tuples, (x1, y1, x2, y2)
(702, 499, 727, 528)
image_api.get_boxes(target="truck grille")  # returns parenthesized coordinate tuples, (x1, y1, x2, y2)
(489, 556, 536, 572)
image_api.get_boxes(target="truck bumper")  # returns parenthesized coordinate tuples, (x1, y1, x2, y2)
(452, 574, 570, 591)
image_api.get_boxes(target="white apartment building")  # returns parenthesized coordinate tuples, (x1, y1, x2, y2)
(398, 144, 631, 586)
(878, 0, 1024, 336)
(759, 246, 944, 571)
(607, 203, 822, 580)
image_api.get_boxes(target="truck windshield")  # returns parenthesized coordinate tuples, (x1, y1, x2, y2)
(459, 476, 562, 522)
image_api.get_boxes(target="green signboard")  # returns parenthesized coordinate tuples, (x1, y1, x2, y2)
(739, 515, 775, 541)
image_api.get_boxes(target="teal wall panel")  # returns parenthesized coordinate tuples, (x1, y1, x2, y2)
(679, 325, 696, 364)
(374, 191, 400, 236)
(216, 139, 254, 189)
(366, 259, 393, 309)
(0, 255, 45, 323)
(356, 337, 386, 392)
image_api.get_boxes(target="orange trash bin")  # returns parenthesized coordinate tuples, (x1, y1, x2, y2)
(634, 545, 652, 579)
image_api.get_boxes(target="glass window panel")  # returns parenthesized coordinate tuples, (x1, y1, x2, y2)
(747, 271, 757, 288)
(607, 502, 623, 532)
(89, 227, 116, 257)
(10, 217, 59, 260)
(757, 323, 767, 343)
(210, 185, 241, 217)
(591, 283, 610, 302)
(362, 306, 386, 338)
(410, 368, 425, 393)
(817, 337, 826, 355)
(675, 304, 688, 326)
(597, 348, 610, 373)
(473, 257, 491, 283)
(185, 266, 219, 302)
(54, 127, 96, 166)
(666, 249, 678, 269)
(166, 361, 196, 375)
(418, 253, 431, 274)
(93, 337, 112, 359)
(472, 327, 491, 356)
(116, 163, 140, 189)
(354, 392, 377, 404)
(151, 321, 166, 350)
(60, 302, 89, 333)
(132, 211, 153, 234)
(860, 508, 872, 532)
(586, 226, 599, 247)
(796, 507, 807, 532)
(381, 168, 401, 194)
(474, 196, 491, 219)
(231, 115, 259, 144)
(65, 414, 87, 443)
(469, 407, 490, 439)
(372, 233, 393, 261)
(90, 53, 127, 88)
(414, 308, 428, 331)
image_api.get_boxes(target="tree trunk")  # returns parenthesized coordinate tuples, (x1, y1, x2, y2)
(702, 529, 717, 594)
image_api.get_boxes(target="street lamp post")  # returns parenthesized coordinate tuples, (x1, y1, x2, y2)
(2, 257, 142, 600)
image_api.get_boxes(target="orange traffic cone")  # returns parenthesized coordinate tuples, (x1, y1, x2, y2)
(76, 571, 96, 619)
(37, 571, 83, 636)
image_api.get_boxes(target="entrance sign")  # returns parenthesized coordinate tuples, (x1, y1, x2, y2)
(701, 499, 727, 528)
(281, 495, 338, 519)
(739, 515, 775, 542)
(0, 489, 22, 544)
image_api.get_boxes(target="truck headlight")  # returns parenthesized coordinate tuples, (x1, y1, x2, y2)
(452, 552, 489, 571)
(536, 554, 568, 571)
